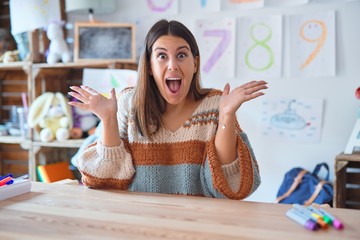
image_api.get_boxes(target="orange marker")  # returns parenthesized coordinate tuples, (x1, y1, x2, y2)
(311, 213, 328, 229)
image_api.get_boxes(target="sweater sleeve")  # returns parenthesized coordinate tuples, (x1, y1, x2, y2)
(77, 89, 136, 190)
(202, 127, 261, 200)
(221, 159, 240, 192)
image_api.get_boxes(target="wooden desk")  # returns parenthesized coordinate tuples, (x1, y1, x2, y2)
(0, 182, 359, 240)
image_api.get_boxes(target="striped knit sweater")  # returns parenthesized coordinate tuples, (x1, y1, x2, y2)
(78, 88, 261, 199)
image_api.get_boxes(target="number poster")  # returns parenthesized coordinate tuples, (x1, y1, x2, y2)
(237, 15, 283, 79)
(289, 11, 336, 77)
(195, 18, 236, 81)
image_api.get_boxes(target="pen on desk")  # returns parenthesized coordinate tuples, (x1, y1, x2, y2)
(319, 208, 344, 230)
(292, 204, 328, 229)
(286, 208, 319, 231)
(307, 206, 332, 225)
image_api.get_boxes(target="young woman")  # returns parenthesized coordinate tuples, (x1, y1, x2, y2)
(68, 19, 268, 199)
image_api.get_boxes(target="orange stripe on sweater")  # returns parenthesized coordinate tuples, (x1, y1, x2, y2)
(81, 171, 133, 190)
(130, 140, 206, 166)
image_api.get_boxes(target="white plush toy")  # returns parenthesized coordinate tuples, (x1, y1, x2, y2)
(46, 22, 71, 64)
(28, 92, 73, 142)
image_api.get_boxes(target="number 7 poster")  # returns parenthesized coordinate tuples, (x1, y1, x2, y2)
(195, 18, 236, 81)
(289, 11, 336, 77)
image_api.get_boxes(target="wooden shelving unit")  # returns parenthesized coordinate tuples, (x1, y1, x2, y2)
(0, 60, 137, 180)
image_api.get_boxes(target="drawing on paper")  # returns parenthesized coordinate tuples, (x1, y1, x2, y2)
(202, 29, 231, 73)
(237, 15, 282, 79)
(270, 99, 308, 130)
(223, 0, 264, 10)
(245, 22, 275, 72)
(195, 18, 236, 80)
(300, 20, 327, 70)
(146, 0, 177, 14)
(259, 97, 323, 143)
(289, 11, 335, 77)
(82, 69, 137, 97)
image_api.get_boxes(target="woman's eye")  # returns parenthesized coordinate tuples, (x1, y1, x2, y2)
(178, 53, 186, 59)
(157, 53, 166, 59)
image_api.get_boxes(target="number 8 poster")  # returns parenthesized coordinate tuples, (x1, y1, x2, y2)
(289, 11, 335, 77)
(237, 15, 283, 79)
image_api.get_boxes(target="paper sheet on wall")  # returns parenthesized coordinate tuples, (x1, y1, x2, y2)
(195, 18, 236, 82)
(265, 0, 309, 7)
(222, 0, 264, 10)
(289, 11, 336, 77)
(180, 0, 221, 12)
(237, 15, 283, 79)
(258, 97, 324, 143)
(10, 0, 61, 35)
(82, 69, 137, 97)
(145, 0, 179, 15)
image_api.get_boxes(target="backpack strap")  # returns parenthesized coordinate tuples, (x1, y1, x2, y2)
(303, 180, 327, 206)
(312, 163, 330, 181)
(276, 169, 307, 203)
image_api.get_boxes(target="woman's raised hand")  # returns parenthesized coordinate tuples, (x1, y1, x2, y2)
(219, 80, 268, 116)
(68, 86, 118, 122)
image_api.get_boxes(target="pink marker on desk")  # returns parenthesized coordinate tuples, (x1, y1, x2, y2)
(319, 208, 344, 230)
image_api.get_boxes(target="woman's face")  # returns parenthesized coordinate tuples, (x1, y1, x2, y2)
(150, 35, 198, 106)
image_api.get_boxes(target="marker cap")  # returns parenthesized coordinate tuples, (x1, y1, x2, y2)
(333, 219, 344, 229)
(304, 220, 319, 231)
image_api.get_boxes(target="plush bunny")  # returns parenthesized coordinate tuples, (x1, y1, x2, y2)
(28, 92, 73, 142)
(46, 22, 71, 64)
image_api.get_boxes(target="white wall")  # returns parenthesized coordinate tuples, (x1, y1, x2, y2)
(67, 0, 360, 203)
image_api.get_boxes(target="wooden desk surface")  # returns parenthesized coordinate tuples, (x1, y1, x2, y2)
(0, 182, 359, 240)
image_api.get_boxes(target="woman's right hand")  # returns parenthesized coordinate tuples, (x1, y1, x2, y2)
(68, 86, 117, 122)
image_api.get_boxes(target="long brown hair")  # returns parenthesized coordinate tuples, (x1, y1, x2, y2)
(132, 19, 210, 139)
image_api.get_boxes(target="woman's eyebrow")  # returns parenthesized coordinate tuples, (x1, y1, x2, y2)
(154, 47, 167, 52)
(153, 46, 190, 52)
(177, 46, 190, 51)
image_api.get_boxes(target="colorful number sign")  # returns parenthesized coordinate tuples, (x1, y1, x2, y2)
(146, 0, 178, 14)
(289, 11, 335, 77)
(237, 15, 283, 79)
(195, 18, 236, 81)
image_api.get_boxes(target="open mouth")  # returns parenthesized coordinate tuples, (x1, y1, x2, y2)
(166, 77, 182, 93)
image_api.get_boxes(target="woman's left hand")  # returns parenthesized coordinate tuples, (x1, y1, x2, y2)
(219, 80, 268, 116)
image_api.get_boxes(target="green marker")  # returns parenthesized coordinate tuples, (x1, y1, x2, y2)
(307, 205, 332, 225)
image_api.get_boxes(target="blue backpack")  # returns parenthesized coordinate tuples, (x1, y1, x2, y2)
(276, 162, 333, 206)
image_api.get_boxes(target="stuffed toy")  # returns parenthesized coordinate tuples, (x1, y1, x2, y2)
(0, 50, 20, 63)
(27, 92, 73, 142)
(46, 22, 71, 64)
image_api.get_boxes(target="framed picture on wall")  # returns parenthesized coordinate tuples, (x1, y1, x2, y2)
(74, 22, 136, 62)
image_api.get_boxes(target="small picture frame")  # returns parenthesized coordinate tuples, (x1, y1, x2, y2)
(74, 22, 136, 62)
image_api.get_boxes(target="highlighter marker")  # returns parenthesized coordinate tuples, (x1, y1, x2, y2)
(311, 213, 328, 229)
(319, 208, 344, 230)
(286, 208, 319, 231)
(292, 204, 328, 229)
(0, 176, 13, 186)
(0, 174, 13, 185)
(307, 206, 332, 225)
